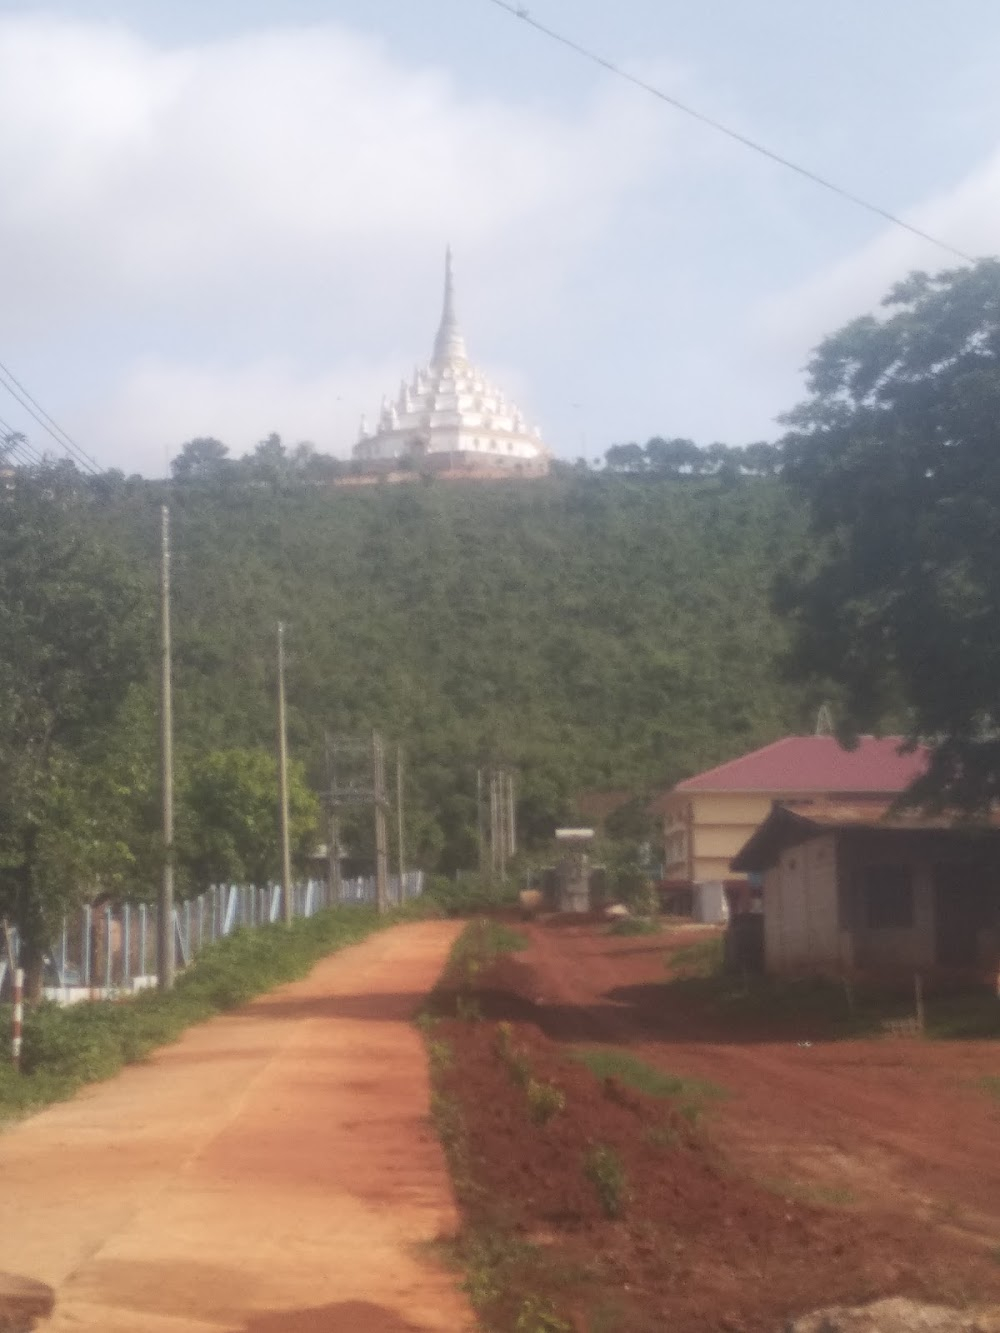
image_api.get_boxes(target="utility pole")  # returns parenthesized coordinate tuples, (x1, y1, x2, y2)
(396, 744, 406, 895)
(505, 769, 517, 859)
(477, 767, 487, 876)
(325, 731, 342, 905)
(277, 622, 293, 926)
(372, 731, 389, 915)
(158, 506, 175, 990)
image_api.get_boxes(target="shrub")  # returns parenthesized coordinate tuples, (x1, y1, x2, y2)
(583, 1144, 629, 1219)
(525, 1077, 566, 1125)
(425, 873, 521, 918)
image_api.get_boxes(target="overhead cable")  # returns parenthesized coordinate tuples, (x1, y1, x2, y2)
(485, 0, 977, 264)
(0, 359, 102, 474)
(0, 413, 45, 466)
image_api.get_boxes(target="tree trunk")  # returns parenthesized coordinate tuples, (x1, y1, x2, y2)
(15, 826, 47, 1001)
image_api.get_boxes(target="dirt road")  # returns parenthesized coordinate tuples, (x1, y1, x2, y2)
(0, 920, 474, 1333)
(510, 921, 1000, 1246)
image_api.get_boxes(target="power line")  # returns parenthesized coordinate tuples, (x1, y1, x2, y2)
(0, 414, 45, 466)
(484, 0, 977, 265)
(0, 359, 102, 474)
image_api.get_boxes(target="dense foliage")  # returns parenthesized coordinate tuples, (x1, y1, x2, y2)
(0, 468, 152, 990)
(781, 258, 1000, 808)
(91, 467, 813, 870)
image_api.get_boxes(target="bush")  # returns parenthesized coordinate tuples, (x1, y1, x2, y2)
(424, 872, 521, 918)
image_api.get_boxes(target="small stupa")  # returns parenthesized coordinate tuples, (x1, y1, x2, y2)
(353, 249, 549, 476)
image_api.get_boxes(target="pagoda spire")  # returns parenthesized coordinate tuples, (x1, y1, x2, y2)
(432, 245, 468, 366)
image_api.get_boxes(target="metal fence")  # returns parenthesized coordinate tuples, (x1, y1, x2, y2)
(0, 872, 424, 1004)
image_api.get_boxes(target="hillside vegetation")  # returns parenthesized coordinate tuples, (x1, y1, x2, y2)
(99, 469, 813, 869)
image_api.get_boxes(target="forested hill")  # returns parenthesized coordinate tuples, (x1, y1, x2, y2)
(105, 471, 813, 868)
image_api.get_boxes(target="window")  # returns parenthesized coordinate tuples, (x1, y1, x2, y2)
(863, 864, 913, 929)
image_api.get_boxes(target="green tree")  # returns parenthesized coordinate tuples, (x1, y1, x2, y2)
(781, 258, 1000, 807)
(0, 471, 152, 993)
(172, 437, 230, 481)
(178, 747, 320, 892)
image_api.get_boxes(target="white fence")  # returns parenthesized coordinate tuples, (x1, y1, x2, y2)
(0, 872, 424, 1004)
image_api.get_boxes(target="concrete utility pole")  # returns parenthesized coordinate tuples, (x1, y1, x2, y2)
(477, 768, 487, 876)
(372, 731, 389, 914)
(396, 745, 406, 892)
(158, 506, 175, 990)
(505, 769, 517, 859)
(324, 732, 343, 905)
(277, 622, 293, 926)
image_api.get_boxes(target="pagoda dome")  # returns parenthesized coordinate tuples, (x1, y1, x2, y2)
(353, 249, 549, 474)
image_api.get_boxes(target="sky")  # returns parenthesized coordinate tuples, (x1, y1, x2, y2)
(1, 0, 999, 474)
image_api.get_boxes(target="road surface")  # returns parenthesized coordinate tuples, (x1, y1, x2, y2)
(0, 919, 473, 1333)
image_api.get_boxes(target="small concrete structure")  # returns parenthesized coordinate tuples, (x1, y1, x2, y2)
(551, 829, 595, 914)
(732, 799, 1000, 980)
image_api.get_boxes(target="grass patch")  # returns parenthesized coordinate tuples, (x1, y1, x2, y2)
(0, 904, 405, 1125)
(448, 918, 529, 973)
(976, 1075, 1000, 1100)
(667, 935, 724, 976)
(571, 1047, 725, 1116)
(607, 916, 660, 937)
(583, 1144, 629, 1219)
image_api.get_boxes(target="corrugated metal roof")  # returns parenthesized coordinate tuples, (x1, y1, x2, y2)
(674, 735, 928, 794)
(731, 797, 1000, 873)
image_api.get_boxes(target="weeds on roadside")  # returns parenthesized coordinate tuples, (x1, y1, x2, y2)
(1, 905, 391, 1124)
(607, 917, 660, 937)
(571, 1048, 724, 1122)
(583, 1144, 630, 1219)
(525, 1077, 566, 1125)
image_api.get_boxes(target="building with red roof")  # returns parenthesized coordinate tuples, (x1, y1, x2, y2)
(656, 736, 928, 919)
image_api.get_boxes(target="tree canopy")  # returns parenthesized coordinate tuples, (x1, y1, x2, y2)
(0, 470, 153, 989)
(781, 258, 1000, 807)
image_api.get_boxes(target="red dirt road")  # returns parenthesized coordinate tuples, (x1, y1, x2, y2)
(0, 921, 474, 1333)
(512, 921, 1000, 1246)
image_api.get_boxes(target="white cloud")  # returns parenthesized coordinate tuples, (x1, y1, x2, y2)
(0, 15, 667, 343)
(751, 149, 1000, 379)
(76, 354, 404, 473)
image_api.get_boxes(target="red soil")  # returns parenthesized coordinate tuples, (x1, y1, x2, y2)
(433, 920, 1000, 1332)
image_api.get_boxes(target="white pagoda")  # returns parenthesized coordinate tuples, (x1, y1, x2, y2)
(353, 250, 549, 476)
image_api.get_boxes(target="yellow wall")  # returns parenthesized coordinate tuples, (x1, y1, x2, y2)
(662, 792, 773, 883)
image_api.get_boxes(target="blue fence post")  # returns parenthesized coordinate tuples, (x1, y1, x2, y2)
(60, 917, 68, 986)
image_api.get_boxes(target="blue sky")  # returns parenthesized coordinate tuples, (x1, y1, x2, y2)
(1, 0, 999, 473)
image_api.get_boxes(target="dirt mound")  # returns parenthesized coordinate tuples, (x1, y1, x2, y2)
(432, 946, 1000, 1332)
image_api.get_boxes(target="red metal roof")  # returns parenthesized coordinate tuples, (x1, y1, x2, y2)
(674, 735, 928, 795)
